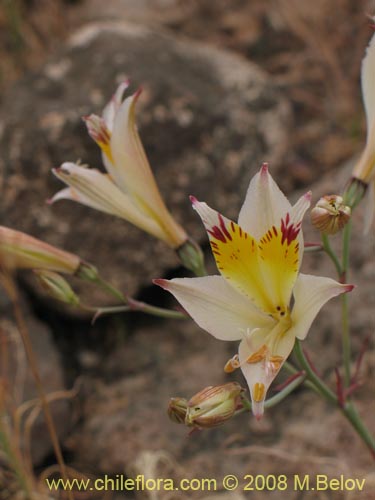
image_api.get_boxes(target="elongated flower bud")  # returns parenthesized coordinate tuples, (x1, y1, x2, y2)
(34, 270, 80, 306)
(0, 226, 80, 274)
(310, 195, 351, 235)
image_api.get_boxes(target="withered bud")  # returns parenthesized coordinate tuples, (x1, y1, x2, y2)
(34, 270, 80, 306)
(185, 382, 244, 429)
(167, 397, 188, 424)
(310, 195, 351, 235)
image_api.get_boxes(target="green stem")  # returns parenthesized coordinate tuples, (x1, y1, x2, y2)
(341, 402, 375, 457)
(321, 234, 342, 277)
(90, 303, 187, 321)
(92, 277, 187, 320)
(0, 417, 34, 497)
(293, 340, 375, 457)
(94, 276, 127, 302)
(293, 340, 336, 404)
(341, 220, 353, 386)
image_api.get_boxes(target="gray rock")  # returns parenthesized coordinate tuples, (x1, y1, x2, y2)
(0, 21, 291, 301)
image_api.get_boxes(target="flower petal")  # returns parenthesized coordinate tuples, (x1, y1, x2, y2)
(353, 33, 375, 184)
(191, 197, 274, 313)
(102, 80, 129, 132)
(364, 179, 375, 233)
(154, 275, 274, 341)
(361, 32, 375, 145)
(290, 273, 354, 340)
(51, 162, 166, 242)
(238, 163, 291, 239)
(256, 191, 311, 308)
(109, 91, 187, 248)
(238, 323, 295, 419)
(191, 194, 311, 314)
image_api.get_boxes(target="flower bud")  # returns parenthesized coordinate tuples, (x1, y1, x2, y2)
(167, 397, 188, 424)
(75, 261, 100, 282)
(176, 238, 206, 276)
(34, 270, 80, 306)
(185, 382, 243, 428)
(310, 195, 351, 235)
(0, 226, 80, 274)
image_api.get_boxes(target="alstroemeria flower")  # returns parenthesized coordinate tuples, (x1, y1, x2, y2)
(50, 82, 188, 249)
(155, 165, 353, 418)
(352, 31, 375, 231)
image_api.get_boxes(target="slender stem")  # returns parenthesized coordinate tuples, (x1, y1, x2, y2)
(293, 339, 375, 457)
(341, 220, 353, 386)
(1, 274, 74, 500)
(321, 234, 342, 277)
(341, 402, 375, 457)
(127, 299, 187, 319)
(92, 277, 186, 319)
(293, 340, 337, 404)
(0, 416, 34, 497)
(90, 303, 187, 321)
(283, 361, 318, 394)
(94, 276, 127, 302)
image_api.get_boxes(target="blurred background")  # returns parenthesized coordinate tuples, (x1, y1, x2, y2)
(0, 1, 374, 499)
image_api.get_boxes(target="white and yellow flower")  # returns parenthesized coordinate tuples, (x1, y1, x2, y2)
(50, 82, 188, 249)
(351, 31, 375, 231)
(155, 164, 353, 418)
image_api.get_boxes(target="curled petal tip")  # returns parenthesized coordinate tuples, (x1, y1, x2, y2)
(153, 278, 169, 289)
(260, 162, 269, 175)
(189, 195, 198, 205)
(304, 191, 312, 201)
(45, 198, 53, 205)
(133, 86, 143, 101)
(344, 284, 355, 292)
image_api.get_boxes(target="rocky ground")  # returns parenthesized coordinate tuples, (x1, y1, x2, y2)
(0, 1, 374, 499)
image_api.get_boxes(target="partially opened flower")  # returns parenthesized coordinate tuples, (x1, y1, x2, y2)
(0, 226, 80, 274)
(350, 31, 375, 231)
(155, 165, 353, 418)
(50, 82, 188, 249)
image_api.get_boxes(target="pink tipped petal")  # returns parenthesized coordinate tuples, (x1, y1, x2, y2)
(102, 80, 130, 131)
(155, 276, 274, 341)
(238, 164, 291, 239)
(290, 273, 354, 340)
(287, 190, 312, 267)
(83, 114, 111, 146)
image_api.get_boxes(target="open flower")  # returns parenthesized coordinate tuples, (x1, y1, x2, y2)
(50, 82, 188, 249)
(351, 31, 375, 231)
(155, 165, 353, 418)
(0, 226, 80, 274)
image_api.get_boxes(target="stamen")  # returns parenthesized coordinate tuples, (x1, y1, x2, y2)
(269, 355, 284, 372)
(253, 382, 265, 403)
(246, 344, 268, 364)
(224, 354, 240, 373)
